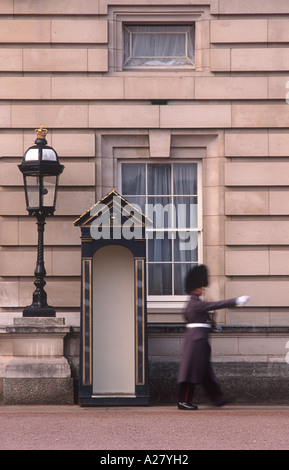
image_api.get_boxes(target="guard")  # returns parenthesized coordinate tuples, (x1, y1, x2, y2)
(177, 264, 249, 410)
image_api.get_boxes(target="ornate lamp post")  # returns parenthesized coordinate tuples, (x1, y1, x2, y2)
(18, 125, 64, 317)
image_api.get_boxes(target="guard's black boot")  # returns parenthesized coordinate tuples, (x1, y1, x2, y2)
(178, 402, 198, 410)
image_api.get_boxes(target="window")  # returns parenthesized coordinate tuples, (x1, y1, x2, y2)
(121, 162, 201, 296)
(123, 24, 195, 68)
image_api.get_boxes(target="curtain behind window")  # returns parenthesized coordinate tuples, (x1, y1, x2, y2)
(123, 24, 195, 67)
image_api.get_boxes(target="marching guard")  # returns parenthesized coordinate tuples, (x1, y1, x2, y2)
(177, 265, 249, 410)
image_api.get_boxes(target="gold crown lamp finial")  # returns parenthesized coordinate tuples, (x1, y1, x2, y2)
(35, 124, 48, 140)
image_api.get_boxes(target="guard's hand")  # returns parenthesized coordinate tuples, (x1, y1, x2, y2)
(236, 295, 250, 306)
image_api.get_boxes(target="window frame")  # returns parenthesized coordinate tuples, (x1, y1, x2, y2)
(122, 23, 195, 69)
(119, 160, 203, 301)
(109, 8, 208, 73)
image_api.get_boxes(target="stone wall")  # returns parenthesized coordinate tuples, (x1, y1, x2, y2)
(148, 325, 289, 404)
(1, 323, 289, 405)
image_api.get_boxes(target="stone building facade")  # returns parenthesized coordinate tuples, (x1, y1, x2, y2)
(1, 0, 289, 404)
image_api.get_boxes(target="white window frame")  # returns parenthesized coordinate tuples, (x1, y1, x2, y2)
(118, 160, 203, 301)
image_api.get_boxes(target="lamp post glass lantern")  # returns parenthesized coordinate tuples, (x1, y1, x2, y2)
(18, 125, 64, 317)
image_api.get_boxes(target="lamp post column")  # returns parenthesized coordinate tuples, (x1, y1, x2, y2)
(23, 212, 56, 317)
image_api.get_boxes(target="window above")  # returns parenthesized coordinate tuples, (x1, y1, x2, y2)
(123, 24, 195, 69)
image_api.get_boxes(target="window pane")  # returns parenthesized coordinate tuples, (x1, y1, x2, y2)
(148, 164, 171, 195)
(174, 263, 197, 295)
(148, 232, 172, 262)
(123, 24, 195, 68)
(124, 196, 146, 215)
(122, 163, 145, 195)
(123, 27, 130, 64)
(25, 175, 40, 209)
(174, 196, 198, 229)
(42, 149, 57, 161)
(132, 33, 186, 58)
(147, 196, 172, 228)
(148, 263, 172, 295)
(42, 175, 57, 207)
(174, 232, 198, 262)
(173, 163, 197, 194)
(128, 25, 192, 33)
(187, 27, 195, 62)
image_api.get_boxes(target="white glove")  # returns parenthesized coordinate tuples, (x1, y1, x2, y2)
(236, 295, 250, 306)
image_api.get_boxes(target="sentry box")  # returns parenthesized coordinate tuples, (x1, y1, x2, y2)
(74, 189, 150, 405)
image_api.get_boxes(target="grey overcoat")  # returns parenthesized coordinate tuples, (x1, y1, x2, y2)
(177, 294, 237, 384)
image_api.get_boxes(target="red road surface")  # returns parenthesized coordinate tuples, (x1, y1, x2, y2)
(0, 405, 289, 450)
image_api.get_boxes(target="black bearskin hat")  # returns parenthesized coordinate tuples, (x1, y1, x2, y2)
(185, 264, 209, 294)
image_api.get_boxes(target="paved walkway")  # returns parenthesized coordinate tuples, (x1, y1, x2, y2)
(0, 404, 289, 450)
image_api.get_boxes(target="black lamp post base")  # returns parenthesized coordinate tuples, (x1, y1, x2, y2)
(23, 306, 56, 318)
